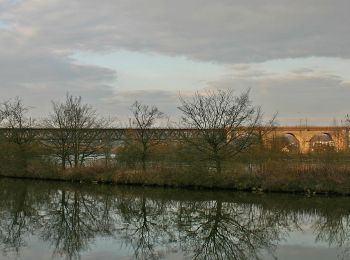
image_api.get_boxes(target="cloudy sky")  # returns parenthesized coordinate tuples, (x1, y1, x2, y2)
(0, 0, 350, 125)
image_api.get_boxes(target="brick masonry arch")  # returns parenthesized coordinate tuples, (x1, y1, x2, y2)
(265, 127, 349, 153)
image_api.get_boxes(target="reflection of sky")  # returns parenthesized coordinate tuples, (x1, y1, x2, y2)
(262, 245, 341, 260)
(281, 227, 332, 248)
(1, 222, 344, 260)
(0, 236, 186, 260)
(260, 217, 344, 260)
(0, 235, 60, 260)
(0, 235, 134, 260)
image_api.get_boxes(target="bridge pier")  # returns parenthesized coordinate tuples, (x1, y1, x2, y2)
(300, 140, 310, 154)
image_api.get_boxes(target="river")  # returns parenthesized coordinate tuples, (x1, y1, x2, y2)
(0, 178, 349, 260)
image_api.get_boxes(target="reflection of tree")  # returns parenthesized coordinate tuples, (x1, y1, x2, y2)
(1, 180, 350, 260)
(116, 194, 175, 260)
(177, 200, 292, 260)
(40, 189, 115, 259)
(0, 182, 40, 256)
(0, 181, 117, 260)
(313, 210, 350, 260)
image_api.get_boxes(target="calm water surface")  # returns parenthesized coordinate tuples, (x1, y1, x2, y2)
(0, 178, 349, 260)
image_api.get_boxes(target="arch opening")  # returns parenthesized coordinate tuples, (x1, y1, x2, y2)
(273, 133, 300, 153)
(310, 133, 335, 152)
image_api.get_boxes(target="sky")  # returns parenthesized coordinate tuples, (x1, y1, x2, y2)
(1, 0, 350, 125)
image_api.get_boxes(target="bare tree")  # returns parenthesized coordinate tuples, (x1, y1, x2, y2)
(0, 97, 36, 145)
(178, 89, 262, 174)
(100, 131, 114, 167)
(129, 101, 164, 171)
(46, 94, 106, 169)
(0, 97, 37, 172)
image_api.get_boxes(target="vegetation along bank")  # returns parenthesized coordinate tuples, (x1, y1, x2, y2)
(1, 89, 350, 195)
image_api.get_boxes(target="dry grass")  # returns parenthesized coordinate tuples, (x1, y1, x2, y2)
(1, 141, 350, 195)
(2, 160, 350, 195)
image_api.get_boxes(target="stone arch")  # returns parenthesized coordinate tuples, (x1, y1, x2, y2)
(273, 133, 300, 153)
(309, 133, 335, 152)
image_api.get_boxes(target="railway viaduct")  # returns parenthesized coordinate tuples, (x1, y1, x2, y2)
(0, 126, 348, 154)
(264, 126, 349, 153)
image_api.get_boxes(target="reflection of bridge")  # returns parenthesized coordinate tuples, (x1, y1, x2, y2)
(0, 126, 348, 154)
(265, 126, 349, 153)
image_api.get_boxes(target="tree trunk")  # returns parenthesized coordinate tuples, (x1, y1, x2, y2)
(74, 150, 79, 168)
(215, 157, 221, 175)
(62, 155, 66, 170)
(60, 145, 67, 170)
(213, 147, 221, 175)
(141, 152, 147, 171)
(141, 144, 148, 171)
(19, 145, 28, 173)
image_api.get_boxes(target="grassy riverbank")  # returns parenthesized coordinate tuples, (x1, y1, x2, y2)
(1, 139, 350, 195)
(2, 159, 350, 195)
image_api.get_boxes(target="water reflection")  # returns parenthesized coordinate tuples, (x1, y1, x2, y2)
(0, 179, 349, 259)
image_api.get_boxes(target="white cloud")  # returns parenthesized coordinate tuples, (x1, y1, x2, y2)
(207, 72, 350, 125)
(0, 0, 350, 123)
(3, 0, 350, 62)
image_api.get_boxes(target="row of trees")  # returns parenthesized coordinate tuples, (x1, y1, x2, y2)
(0, 89, 267, 174)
